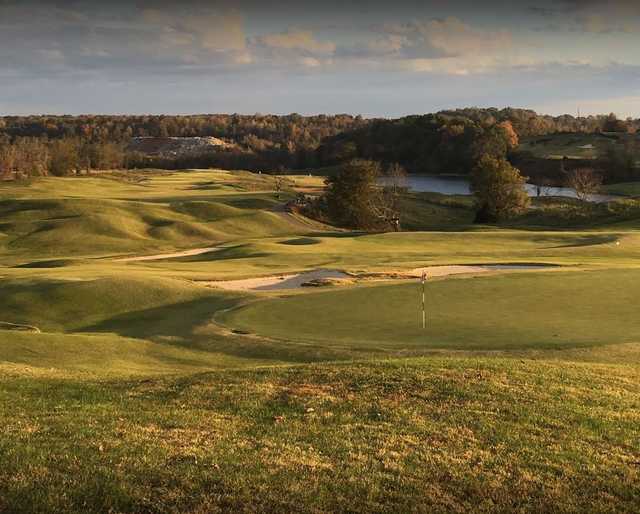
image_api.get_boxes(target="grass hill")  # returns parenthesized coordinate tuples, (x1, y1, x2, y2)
(0, 168, 639, 512)
(517, 132, 635, 160)
(0, 170, 312, 263)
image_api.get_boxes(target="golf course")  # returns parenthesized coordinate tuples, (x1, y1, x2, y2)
(1, 169, 639, 512)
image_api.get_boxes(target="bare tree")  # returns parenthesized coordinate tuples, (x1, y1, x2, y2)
(565, 168, 602, 201)
(0, 140, 17, 179)
(274, 176, 284, 199)
(384, 162, 408, 195)
(377, 163, 408, 231)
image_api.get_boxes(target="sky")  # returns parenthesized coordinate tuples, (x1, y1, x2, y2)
(1, 0, 640, 117)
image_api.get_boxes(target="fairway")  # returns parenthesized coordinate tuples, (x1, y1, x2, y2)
(221, 269, 640, 350)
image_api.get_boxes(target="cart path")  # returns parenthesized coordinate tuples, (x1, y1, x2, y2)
(114, 246, 218, 262)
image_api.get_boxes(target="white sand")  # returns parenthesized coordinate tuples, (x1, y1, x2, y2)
(204, 264, 551, 292)
(204, 270, 351, 291)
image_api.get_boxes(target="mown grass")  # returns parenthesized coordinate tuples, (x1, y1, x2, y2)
(0, 170, 309, 262)
(606, 181, 640, 197)
(518, 133, 628, 160)
(1, 169, 639, 512)
(220, 268, 640, 350)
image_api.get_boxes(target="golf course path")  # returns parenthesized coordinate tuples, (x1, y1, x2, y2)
(115, 246, 217, 262)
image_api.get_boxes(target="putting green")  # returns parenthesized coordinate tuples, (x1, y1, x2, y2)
(220, 269, 640, 350)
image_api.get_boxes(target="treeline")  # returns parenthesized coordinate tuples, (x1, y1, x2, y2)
(0, 114, 368, 172)
(2, 110, 634, 144)
(0, 136, 126, 178)
(435, 108, 638, 136)
(1, 109, 638, 178)
(316, 113, 520, 174)
(316, 110, 640, 182)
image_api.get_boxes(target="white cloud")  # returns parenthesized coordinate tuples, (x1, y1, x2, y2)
(355, 17, 514, 75)
(380, 17, 512, 58)
(140, 8, 246, 52)
(254, 30, 336, 55)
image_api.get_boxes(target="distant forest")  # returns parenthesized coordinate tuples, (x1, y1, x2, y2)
(1, 109, 638, 182)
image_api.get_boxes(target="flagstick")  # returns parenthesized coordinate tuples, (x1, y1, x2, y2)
(421, 271, 426, 329)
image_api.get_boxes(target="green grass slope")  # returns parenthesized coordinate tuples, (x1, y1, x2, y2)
(0, 172, 308, 262)
(0, 275, 242, 333)
(518, 132, 635, 159)
(1, 355, 638, 512)
(1, 169, 640, 512)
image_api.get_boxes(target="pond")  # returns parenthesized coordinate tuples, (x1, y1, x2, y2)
(381, 175, 617, 203)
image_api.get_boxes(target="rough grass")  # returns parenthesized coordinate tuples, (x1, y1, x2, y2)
(1, 355, 638, 513)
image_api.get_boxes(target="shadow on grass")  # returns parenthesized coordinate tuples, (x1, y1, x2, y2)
(544, 234, 618, 249)
(78, 295, 366, 365)
(77, 296, 241, 342)
(170, 244, 271, 262)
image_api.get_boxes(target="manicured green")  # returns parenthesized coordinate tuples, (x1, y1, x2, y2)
(221, 268, 640, 350)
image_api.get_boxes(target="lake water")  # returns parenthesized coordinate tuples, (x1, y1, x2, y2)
(385, 175, 617, 203)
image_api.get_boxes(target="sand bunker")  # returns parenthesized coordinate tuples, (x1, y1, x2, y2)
(204, 270, 352, 291)
(204, 264, 552, 292)
(406, 264, 551, 278)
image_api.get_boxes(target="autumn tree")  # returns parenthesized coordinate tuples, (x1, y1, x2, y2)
(498, 120, 519, 149)
(471, 154, 530, 222)
(49, 139, 79, 176)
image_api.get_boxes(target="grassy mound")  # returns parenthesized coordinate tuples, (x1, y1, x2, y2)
(171, 200, 245, 221)
(0, 275, 242, 335)
(0, 196, 303, 260)
(221, 269, 640, 350)
(1, 355, 638, 512)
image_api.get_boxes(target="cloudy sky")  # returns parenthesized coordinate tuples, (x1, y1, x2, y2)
(2, 0, 640, 117)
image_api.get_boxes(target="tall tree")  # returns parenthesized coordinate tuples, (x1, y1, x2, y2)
(471, 154, 530, 222)
(49, 139, 79, 176)
(324, 159, 386, 230)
